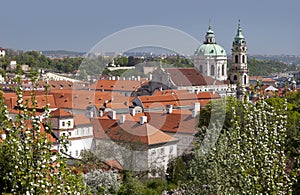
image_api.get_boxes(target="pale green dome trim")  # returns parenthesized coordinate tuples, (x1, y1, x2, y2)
(194, 43, 227, 56)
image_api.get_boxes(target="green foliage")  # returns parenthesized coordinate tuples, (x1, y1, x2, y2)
(166, 155, 191, 186)
(247, 58, 296, 76)
(228, 57, 296, 76)
(186, 98, 298, 194)
(3, 49, 83, 73)
(117, 172, 146, 195)
(0, 72, 90, 194)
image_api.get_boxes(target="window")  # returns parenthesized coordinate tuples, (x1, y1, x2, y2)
(151, 150, 156, 155)
(75, 150, 78, 156)
(222, 64, 225, 76)
(235, 55, 238, 63)
(244, 75, 247, 85)
(234, 75, 238, 80)
(62, 121, 65, 127)
(210, 65, 215, 76)
(160, 148, 165, 154)
(170, 146, 173, 153)
(69, 151, 72, 156)
(67, 121, 71, 127)
(68, 132, 71, 137)
(242, 55, 245, 63)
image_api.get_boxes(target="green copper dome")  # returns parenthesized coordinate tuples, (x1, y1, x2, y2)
(194, 23, 227, 57)
(194, 44, 226, 56)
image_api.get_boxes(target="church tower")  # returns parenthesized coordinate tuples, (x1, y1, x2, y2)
(194, 23, 227, 81)
(229, 21, 249, 86)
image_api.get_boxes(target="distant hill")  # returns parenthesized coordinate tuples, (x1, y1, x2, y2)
(41, 50, 86, 58)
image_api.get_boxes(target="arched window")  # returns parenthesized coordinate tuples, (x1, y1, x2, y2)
(242, 55, 245, 63)
(221, 64, 225, 76)
(210, 65, 215, 76)
(235, 55, 238, 63)
(234, 75, 237, 80)
(244, 75, 247, 85)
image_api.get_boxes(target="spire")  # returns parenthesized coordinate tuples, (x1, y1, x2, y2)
(236, 19, 244, 39)
(233, 20, 245, 45)
(205, 19, 216, 44)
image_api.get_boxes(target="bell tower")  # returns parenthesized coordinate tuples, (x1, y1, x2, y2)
(230, 20, 249, 86)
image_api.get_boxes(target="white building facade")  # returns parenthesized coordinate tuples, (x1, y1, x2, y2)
(193, 24, 228, 81)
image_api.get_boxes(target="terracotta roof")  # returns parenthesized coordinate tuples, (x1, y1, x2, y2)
(9, 94, 56, 110)
(136, 92, 219, 109)
(145, 110, 197, 134)
(92, 118, 177, 145)
(74, 114, 91, 126)
(152, 89, 190, 96)
(39, 80, 75, 91)
(50, 89, 130, 110)
(50, 108, 73, 118)
(87, 80, 146, 92)
(166, 68, 224, 86)
(103, 159, 123, 171)
(262, 78, 276, 83)
(249, 76, 263, 81)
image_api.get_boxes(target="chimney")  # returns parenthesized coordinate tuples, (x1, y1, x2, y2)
(194, 102, 200, 113)
(120, 114, 126, 124)
(89, 110, 94, 118)
(192, 110, 198, 118)
(117, 76, 120, 80)
(166, 104, 173, 114)
(137, 76, 141, 81)
(140, 116, 147, 125)
(130, 108, 136, 116)
(149, 74, 152, 81)
(112, 76, 116, 80)
(99, 110, 103, 117)
(108, 110, 116, 120)
(109, 77, 111, 80)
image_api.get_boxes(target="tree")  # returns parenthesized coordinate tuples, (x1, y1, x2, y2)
(186, 98, 298, 194)
(0, 72, 90, 194)
(84, 169, 120, 194)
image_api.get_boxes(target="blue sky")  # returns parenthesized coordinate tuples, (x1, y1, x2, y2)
(0, 0, 299, 55)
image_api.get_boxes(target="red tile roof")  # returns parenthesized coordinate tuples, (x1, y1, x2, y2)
(87, 80, 147, 92)
(74, 114, 91, 126)
(136, 91, 219, 108)
(92, 118, 177, 145)
(166, 68, 224, 86)
(50, 89, 130, 110)
(50, 108, 73, 118)
(146, 110, 197, 134)
(103, 159, 123, 171)
(38, 80, 76, 91)
(6, 94, 56, 110)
